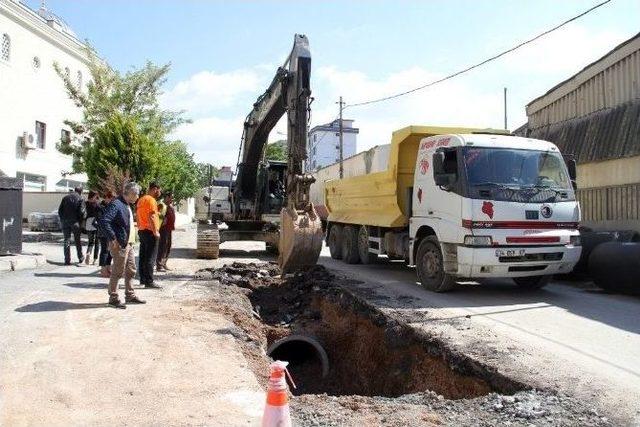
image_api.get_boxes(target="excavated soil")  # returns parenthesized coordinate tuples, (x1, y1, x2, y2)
(194, 262, 612, 426)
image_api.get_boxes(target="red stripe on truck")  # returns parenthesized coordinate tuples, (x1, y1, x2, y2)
(462, 220, 579, 229)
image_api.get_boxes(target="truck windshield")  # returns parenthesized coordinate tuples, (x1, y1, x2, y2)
(463, 147, 573, 201)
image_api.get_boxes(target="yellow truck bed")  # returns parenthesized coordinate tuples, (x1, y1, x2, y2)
(324, 125, 508, 228)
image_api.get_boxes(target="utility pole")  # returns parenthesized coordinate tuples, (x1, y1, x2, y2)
(503, 87, 508, 130)
(206, 164, 213, 220)
(336, 96, 345, 179)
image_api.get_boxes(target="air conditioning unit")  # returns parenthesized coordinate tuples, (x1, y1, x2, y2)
(22, 132, 36, 150)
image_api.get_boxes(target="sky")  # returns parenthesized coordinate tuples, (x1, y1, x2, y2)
(26, 0, 640, 167)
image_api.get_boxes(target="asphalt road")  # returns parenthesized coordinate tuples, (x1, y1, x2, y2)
(318, 247, 640, 424)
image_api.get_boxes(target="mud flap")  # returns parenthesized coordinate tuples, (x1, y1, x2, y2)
(278, 204, 323, 274)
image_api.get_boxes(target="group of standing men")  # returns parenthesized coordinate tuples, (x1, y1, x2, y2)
(57, 182, 176, 309)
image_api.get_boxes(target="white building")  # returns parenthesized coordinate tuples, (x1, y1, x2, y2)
(0, 0, 90, 191)
(307, 119, 359, 171)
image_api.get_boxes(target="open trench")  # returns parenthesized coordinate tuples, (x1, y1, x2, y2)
(200, 262, 525, 400)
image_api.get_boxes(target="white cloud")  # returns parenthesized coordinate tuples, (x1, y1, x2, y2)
(499, 23, 625, 75)
(172, 116, 245, 166)
(161, 68, 264, 117)
(312, 66, 504, 151)
(163, 24, 628, 169)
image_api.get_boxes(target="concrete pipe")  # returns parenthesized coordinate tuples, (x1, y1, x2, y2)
(267, 334, 329, 378)
(589, 241, 640, 294)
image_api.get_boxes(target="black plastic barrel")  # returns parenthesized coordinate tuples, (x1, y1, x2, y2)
(589, 241, 640, 294)
(0, 177, 23, 254)
(569, 229, 640, 278)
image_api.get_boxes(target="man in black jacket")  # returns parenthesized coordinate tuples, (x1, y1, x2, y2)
(58, 187, 86, 265)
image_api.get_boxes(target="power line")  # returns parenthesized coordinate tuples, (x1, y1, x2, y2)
(345, 0, 612, 110)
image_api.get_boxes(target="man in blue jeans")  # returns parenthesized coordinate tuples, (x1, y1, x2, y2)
(99, 182, 146, 309)
(57, 187, 86, 265)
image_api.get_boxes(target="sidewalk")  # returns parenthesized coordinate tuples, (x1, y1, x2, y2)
(0, 227, 266, 426)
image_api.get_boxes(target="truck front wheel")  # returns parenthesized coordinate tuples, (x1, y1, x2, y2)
(513, 275, 550, 290)
(416, 236, 455, 292)
(341, 225, 360, 264)
(328, 225, 343, 260)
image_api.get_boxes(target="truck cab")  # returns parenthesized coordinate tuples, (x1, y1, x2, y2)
(410, 133, 581, 291)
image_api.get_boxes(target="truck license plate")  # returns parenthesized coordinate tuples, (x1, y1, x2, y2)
(495, 249, 526, 257)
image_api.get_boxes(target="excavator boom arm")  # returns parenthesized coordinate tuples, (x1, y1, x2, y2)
(234, 34, 322, 273)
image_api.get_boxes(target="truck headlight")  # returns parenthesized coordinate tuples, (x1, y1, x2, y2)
(464, 235, 493, 246)
(569, 235, 581, 246)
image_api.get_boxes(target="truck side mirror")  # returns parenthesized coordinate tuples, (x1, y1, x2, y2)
(433, 150, 457, 191)
(563, 155, 577, 190)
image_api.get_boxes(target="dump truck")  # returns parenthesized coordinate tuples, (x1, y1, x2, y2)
(195, 185, 232, 223)
(310, 144, 390, 225)
(324, 125, 582, 291)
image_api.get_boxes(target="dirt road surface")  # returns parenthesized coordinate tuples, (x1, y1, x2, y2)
(0, 228, 266, 426)
(318, 246, 640, 424)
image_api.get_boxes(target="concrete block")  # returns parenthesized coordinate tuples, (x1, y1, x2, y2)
(0, 258, 13, 272)
(10, 256, 38, 271)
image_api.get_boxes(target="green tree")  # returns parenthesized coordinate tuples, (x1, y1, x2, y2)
(265, 139, 287, 161)
(54, 49, 186, 157)
(156, 141, 200, 203)
(196, 163, 220, 188)
(55, 50, 201, 202)
(84, 113, 157, 190)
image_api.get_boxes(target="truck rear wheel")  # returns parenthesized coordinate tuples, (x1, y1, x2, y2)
(416, 236, 455, 292)
(358, 226, 377, 264)
(341, 225, 360, 264)
(513, 275, 550, 290)
(328, 224, 343, 260)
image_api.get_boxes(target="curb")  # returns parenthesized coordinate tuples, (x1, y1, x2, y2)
(0, 253, 48, 272)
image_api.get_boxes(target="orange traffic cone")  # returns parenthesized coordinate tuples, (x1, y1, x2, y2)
(261, 360, 296, 427)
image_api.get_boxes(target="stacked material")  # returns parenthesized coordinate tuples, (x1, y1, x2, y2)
(196, 222, 220, 259)
(27, 212, 61, 232)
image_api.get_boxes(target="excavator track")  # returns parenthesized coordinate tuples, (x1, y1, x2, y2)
(278, 205, 323, 274)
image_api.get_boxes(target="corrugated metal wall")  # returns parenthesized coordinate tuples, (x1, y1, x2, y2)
(529, 99, 640, 164)
(528, 46, 640, 129)
(578, 183, 640, 222)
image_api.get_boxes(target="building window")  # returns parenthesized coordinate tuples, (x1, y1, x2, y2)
(35, 121, 46, 149)
(16, 172, 47, 192)
(56, 178, 85, 192)
(1, 34, 10, 62)
(76, 70, 83, 89)
(32, 56, 41, 69)
(61, 129, 71, 144)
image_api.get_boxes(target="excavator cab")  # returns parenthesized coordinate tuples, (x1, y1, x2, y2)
(256, 161, 287, 218)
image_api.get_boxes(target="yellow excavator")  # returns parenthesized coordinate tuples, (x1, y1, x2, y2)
(199, 34, 323, 273)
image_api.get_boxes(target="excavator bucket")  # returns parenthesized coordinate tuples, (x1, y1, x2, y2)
(278, 205, 324, 274)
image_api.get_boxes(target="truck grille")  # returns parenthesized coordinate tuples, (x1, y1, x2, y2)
(499, 252, 563, 263)
(508, 265, 548, 272)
